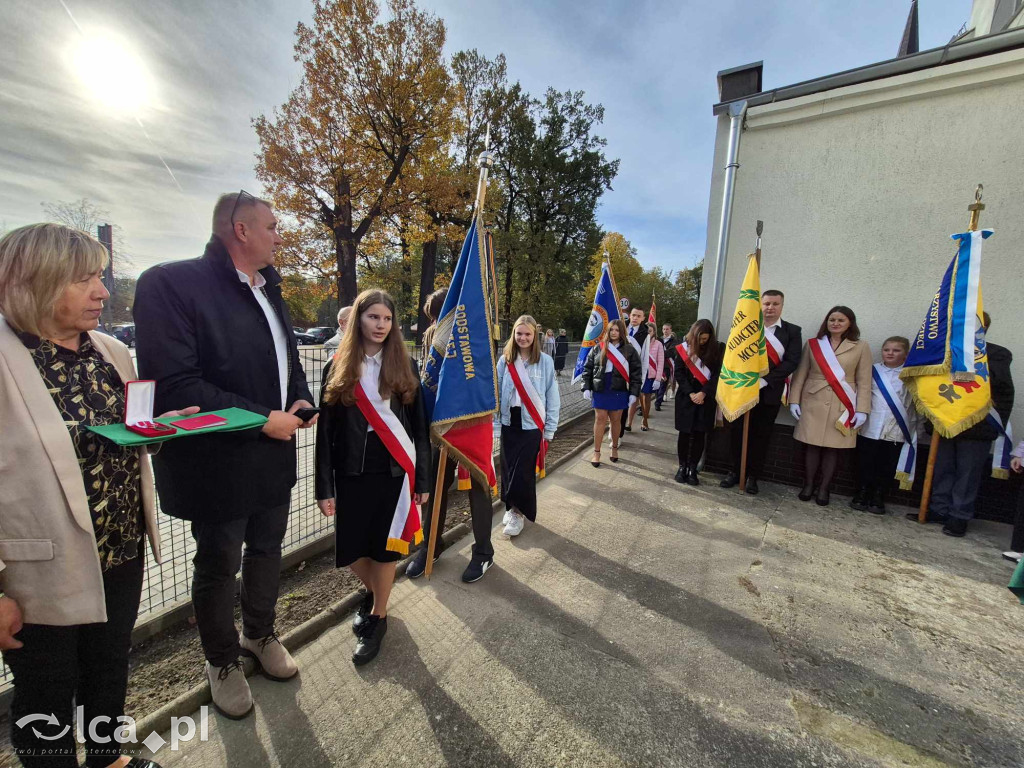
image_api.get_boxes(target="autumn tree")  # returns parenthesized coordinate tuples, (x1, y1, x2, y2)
(254, 0, 452, 306)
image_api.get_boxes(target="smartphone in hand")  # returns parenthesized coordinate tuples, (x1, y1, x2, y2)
(293, 407, 320, 422)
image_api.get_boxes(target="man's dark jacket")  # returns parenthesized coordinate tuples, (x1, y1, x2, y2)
(759, 320, 802, 407)
(554, 334, 568, 370)
(133, 236, 313, 521)
(956, 341, 1014, 441)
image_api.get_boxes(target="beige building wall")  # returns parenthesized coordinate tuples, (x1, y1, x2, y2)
(699, 48, 1024, 436)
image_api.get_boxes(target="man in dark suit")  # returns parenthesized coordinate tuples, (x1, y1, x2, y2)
(655, 323, 678, 411)
(624, 306, 649, 432)
(134, 191, 315, 719)
(721, 289, 802, 494)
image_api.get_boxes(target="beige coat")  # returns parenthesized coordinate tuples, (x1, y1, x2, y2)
(790, 338, 873, 449)
(0, 319, 160, 626)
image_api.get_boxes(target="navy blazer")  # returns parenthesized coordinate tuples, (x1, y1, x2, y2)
(134, 236, 313, 521)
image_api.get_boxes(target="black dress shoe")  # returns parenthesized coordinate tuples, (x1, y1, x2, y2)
(942, 518, 968, 537)
(655, 404, 662, 411)
(815, 489, 830, 506)
(624, 425, 632, 432)
(848, 494, 868, 511)
(353, 615, 387, 665)
(352, 590, 374, 635)
(798, 486, 815, 501)
(674, 466, 686, 484)
(745, 477, 759, 495)
(720, 472, 739, 489)
(686, 466, 700, 486)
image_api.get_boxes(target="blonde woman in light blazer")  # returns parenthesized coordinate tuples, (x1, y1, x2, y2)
(0, 224, 195, 768)
(789, 305, 872, 507)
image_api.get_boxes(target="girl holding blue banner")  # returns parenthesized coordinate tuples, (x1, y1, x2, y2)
(496, 316, 561, 538)
(582, 319, 642, 467)
(851, 336, 919, 515)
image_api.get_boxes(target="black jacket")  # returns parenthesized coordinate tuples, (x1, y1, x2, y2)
(760, 320, 802, 407)
(581, 342, 642, 397)
(314, 359, 431, 500)
(626, 323, 648, 352)
(672, 342, 723, 433)
(134, 236, 313, 521)
(956, 342, 1014, 442)
(554, 334, 569, 368)
(660, 334, 678, 374)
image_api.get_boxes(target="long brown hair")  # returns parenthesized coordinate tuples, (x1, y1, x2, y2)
(816, 305, 860, 342)
(683, 319, 719, 364)
(421, 287, 448, 351)
(503, 315, 541, 366)
(599, 318, 628, 368)
(325, 289, 418, 406)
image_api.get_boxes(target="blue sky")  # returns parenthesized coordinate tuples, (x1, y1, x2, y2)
(0, 0, 971, 276)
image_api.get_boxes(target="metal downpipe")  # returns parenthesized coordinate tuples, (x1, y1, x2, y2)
(710, 100, 748, 328)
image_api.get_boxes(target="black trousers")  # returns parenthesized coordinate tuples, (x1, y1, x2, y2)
(3, 554, 144, 768)
(930, 438, 991, 522)
(420, 446, 494, 560)
(677, 430, 706, 468)
(190, 503, 290, 667)
(728, 402, 781, 479)
(855, 436, 903, 502)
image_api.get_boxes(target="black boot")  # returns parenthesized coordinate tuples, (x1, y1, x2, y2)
(866, 489, 886, 515)
(352, 590, 374, 635)
(720, 472, 739, 488)
(353, 615, 387, 665)
(674, 466, 687, 484)
(686, 464, 700, 486)
(849, 488, 868, 511)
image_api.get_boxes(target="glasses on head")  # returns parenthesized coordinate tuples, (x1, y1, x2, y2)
(229, 189, 256, 227)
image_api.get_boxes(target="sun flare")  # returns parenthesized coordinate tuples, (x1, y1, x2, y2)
(71, 31, 153, 114)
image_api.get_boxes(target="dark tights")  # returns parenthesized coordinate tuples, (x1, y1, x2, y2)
(802, 444, 842, 496)
(677, 431, 705, 468)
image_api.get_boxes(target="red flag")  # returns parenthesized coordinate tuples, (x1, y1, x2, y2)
(648, 294, 656, 325)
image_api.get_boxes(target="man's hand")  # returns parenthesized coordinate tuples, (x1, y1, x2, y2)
(289, 400, 319, 428)
(1012, 456, 1022, 474)
(690, 392, 706, 405)
(0, 597, 24, 650)
(157, 406, 201, 419)
(317, 499, 336, 517)
(263, 410, 303, 440)
(414, 493, 430, 506)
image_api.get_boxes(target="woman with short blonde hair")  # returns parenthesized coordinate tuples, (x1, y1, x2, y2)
(0, 222, 194, 768)
(496, 315, 560, 537)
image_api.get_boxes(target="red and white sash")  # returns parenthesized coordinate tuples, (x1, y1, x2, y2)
(602, 341, 631, 382)
(354, 373, 423, 554)
(678, 342, 710, 386)
(507, 356, 550, 477)
(807, 336, 858, 434)
(764, 331, 790, 404)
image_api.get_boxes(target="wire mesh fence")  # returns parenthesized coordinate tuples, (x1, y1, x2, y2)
(0, 342, 589, 690)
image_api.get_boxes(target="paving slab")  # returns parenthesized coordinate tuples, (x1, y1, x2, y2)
(148, 418, 1024, 768)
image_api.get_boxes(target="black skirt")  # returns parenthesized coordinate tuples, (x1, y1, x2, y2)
(501, 407, 543, 522)
(334, 431, 404, 567)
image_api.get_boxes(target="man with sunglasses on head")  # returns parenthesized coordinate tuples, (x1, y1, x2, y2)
(134, 191, 316, 719)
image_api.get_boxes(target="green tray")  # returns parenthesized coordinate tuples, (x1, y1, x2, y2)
(85, 407, 268, 447)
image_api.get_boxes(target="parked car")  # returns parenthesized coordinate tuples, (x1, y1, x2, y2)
(294, 330, 316, 345)
(305, 327, 335, 344)
(111, 324, 135, 347)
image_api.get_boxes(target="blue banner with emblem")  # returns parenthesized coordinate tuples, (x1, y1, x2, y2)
(572, 263, 621, 384)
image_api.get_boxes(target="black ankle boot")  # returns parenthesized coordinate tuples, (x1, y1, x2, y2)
(849, 489, 868, 511)
(866, 490, 886, 515)
(686, 465, 700, 486)
(674, 466, 686, 484)
(353, 615, 387, 665)
(352, 590, 374, 635)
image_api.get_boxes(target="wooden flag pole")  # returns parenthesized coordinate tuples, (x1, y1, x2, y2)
(738, 220, 763, 490)
(918, 185, 984, 523)
(424, 446, 448, 579)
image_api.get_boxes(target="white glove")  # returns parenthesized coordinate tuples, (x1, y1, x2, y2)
(758, 378, 767, 389)
(790, 403, 801, 420)
(652, 380, 661, 391)
(583, 390, 592, 402)
(852, 412, 867, 430)
(629, 395, 638, 407)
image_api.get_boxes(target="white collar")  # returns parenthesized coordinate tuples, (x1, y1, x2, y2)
(236, 269, 267, 289)
(363, 348, 384, 364)
(764, 319, 782, 330)
(881, 363, 903, 374)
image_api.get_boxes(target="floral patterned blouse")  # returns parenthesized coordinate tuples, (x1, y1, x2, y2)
(18, 328, 142, 570)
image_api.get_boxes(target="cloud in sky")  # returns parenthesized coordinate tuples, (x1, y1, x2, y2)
(0, 0, 971, 276)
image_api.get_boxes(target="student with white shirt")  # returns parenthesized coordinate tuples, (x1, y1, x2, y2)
(623, 307, 649, 434)
(851, 337, 918, 515)
(315, 289, 431, 666)
(496, 316, 560, 538)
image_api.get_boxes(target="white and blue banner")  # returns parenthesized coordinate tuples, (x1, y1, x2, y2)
(572, 263, 621, 384)
(949, 229, 992, 379)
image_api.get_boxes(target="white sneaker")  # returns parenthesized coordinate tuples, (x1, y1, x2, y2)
(502, 509, 513, 526)
(503, 511, 525, 538)
(1003, 551, 1023, 564)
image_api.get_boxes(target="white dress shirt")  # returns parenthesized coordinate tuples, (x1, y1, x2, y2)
(862, 363, 909, 442)
(361, 349, 384, 432)
(764, 319, 781, 337)
(238, 269, 288, 410)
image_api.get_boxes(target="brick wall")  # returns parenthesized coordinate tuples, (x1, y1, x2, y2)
(704, 423, 1021, 524)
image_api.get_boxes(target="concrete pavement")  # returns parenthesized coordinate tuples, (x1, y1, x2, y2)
(149, 419, 1024, 767)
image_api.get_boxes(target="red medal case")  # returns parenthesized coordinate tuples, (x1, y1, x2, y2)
(124, 380, 177, 438)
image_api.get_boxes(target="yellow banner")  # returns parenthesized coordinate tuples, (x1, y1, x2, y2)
(716, 255, 768, 422)
(904, 288, 992, 438)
